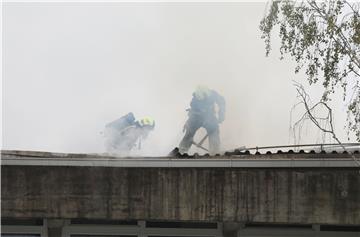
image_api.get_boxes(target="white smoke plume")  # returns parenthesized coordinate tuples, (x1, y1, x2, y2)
(2, 2, 351, 156)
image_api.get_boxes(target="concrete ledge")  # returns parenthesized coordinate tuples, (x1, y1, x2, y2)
(2, 156, 360, 168)
(2, 150, 360, 168)
(2, 165, 360, 224)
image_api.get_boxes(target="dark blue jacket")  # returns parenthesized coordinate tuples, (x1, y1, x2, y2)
(190, 90, 225, 122)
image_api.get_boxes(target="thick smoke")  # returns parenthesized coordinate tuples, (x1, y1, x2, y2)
(2, 2, 350, 156)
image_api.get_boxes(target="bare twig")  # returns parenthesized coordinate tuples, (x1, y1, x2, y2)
(291, 82, 360, 167)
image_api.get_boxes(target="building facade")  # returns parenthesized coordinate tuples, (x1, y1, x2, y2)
(2, 150, 360, 237)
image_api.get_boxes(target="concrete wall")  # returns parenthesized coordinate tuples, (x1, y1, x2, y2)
(1, 165, 360, 225)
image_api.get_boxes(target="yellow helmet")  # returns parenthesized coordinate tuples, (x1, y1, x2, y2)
(139, 116, 155, 128)
(194, 85, 211, 100)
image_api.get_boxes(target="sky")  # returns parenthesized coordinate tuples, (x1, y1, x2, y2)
(2, 2, 353, 156)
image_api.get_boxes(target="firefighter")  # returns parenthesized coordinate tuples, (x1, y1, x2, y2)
(104, 112, 155, 155)
(179, 86, 225, 154)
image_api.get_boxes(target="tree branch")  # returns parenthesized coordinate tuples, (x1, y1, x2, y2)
(293, 82, 360, 166)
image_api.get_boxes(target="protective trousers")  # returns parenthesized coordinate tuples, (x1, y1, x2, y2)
(179, 113, 220, 155)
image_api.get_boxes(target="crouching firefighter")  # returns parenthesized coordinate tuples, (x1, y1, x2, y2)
(104, 112, 155, 155)
(179, 86, 225, 155)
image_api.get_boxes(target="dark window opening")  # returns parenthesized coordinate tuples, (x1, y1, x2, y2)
(245, 223, 312, 228)
(1, 235, 40, 237)
(70, 219, 137, 225)
(1, 219, 43, 226)
(149, 236, 213, 237)
(320, 225, 360, 232)
(146, 221, 217, 229)
(71, 235, 136, 237)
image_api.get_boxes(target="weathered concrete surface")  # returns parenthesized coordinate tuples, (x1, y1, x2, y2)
(2, 165, 359, 225)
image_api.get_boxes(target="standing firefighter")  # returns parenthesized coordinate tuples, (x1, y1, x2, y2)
(104, 112, 155, 155)
(179, 86, 225, 154)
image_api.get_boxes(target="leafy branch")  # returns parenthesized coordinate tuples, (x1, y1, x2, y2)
(260, 0, 360, 141)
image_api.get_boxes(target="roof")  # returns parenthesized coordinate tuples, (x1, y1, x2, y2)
(1, 148, 360, 168)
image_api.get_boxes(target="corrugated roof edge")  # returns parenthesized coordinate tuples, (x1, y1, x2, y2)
(1, 148, 360, 160)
